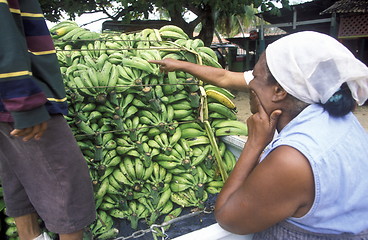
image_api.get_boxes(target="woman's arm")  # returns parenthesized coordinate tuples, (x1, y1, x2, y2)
(149, 58, 248, 91)
(215, 145, 314, 235)
(214, 102, 314, 235)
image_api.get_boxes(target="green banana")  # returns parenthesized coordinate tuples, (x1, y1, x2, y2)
(123, 157, 137, 180)
(162, 207, 182, 230)
(215, 126, 248, 137)
(163, 71, 177, 95)
(191, 38, 205, 49)
(224, 149, 237, 172)
(134, 158, 145, 180)
(179, 122, 204, 131)
(99, 60, 113, 89)
(157, 188, 172, 209)
(50, 20, 78, 33)
(204, 84, 235, 99)
(167, 93, 189, 103)
(96, 228, 119, 240)
(170, 192, 191, 207)
(196, 46, 218, 60)
(181, 128, 206, 139)
(173, 109, 193, 120)
(186, 136, 210, 147)
(168, 127, 182, 146)
(109, 209, 126, 219)
(159, 25, 188, 36)
(192, 145, 211, 166)
(156, 160, 181, 170)
(212, 119, 247, 130)
(112, 168, 132, 186)
(198, 51, 222, 68)
(159, 30, 189, 40)
(208, 102, 237, 120)
(170, 182, 192, 192)
(206, 186, 222, 194)
(95, 178, 109, 199)
(58, 26, 82, 40)
(121, 57, 156, 74)
(171, 100, 192, 110)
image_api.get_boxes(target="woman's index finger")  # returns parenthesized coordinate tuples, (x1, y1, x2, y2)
(148, 59, 162, 65)
(257, 99, 268, 118)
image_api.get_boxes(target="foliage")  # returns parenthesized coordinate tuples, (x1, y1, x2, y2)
(39, 0, 289, 45)
(215, 5, 261, 38)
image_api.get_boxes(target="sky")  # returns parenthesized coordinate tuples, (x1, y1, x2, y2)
(46, 12, 107, 33)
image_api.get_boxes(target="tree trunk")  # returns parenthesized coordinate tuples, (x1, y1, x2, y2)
(167, 7, 195, 38)
(197, 4, 215, 46)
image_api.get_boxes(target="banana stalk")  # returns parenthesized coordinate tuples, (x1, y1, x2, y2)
(203, 120, 228, 181)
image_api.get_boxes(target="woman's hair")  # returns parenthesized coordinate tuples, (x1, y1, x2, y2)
(321, 83, 356, 117)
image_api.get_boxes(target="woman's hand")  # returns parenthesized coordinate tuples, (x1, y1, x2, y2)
(10, 121, 48, 141)
(148, 58, 182, 72)
(246, 101, 282, 151)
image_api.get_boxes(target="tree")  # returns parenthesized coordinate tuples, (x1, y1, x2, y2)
(39, 0, 289, 46)
(215, 5, 261, 38)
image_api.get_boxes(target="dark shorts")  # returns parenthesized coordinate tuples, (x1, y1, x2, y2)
(0, 115, 96, 234)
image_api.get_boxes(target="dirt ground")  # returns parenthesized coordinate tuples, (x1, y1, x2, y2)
(232, 90, 368, 131)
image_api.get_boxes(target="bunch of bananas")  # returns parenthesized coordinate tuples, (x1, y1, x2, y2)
(3, 216, 19, 240)
(51, 22, 248, 239)
(50, 20, 100, 47)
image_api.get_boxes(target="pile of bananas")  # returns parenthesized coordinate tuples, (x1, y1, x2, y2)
(50, 21, 248, 239)
(50, 20, 100, 46)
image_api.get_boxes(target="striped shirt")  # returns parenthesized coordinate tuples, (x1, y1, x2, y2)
(0, 0, 67, 129)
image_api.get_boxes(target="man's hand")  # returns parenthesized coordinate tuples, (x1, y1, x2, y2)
(10, 121, 48, 141)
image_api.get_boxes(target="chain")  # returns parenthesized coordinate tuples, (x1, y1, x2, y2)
(112, 206, 214, 240)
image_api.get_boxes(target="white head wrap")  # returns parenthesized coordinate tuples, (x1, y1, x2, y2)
(265, 31, 368, 106)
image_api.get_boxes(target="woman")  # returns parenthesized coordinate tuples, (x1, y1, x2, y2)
(150, 31, 368, 239)
(217, 32, 368, 239)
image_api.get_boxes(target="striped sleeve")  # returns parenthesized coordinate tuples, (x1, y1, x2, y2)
(0, 0, 50, 129)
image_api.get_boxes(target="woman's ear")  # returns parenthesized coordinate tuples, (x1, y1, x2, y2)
(272, 84, 287, 102)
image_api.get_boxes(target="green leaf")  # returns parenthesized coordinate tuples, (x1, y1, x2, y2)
(254, 0, 263, 8)
(0, 199, 5, 212)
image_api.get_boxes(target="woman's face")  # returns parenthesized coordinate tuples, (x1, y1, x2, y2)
(249, 89, 259, 114)
(248, 53, 277, 115)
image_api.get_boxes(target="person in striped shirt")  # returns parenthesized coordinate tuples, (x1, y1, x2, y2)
(0, 0, 96, 239)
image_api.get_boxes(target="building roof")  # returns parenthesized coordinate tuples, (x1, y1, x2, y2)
(226, 0, 339, 51)
(257, 0, 338, 35)
(321, 0, 368, 14)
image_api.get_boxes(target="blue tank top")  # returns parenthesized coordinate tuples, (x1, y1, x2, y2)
(260, 104, 368, 234)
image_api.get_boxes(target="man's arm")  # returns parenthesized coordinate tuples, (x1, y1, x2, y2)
(0, 2, 50, 131)
(0, 1, 51, 141)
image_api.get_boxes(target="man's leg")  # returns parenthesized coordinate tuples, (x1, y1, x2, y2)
(59, 229, 84, 240)
(14, 212, 41, 240)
